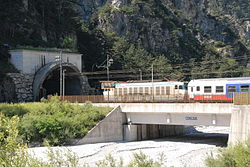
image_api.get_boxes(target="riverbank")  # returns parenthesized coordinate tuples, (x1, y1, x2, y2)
(29, 126, 229, 167)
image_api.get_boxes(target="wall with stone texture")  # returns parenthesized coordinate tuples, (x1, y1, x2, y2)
(0, 76, 17, 103)
(6, 73, 34, 102)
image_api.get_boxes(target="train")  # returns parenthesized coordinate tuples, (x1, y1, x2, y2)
(188, 77, 250, 101)
(101, 77, 250, 102)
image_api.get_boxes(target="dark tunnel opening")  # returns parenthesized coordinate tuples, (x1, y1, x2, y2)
(39, 66, 82, 99)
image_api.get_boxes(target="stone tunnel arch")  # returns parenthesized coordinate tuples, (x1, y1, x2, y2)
(33, 61, 86, 101)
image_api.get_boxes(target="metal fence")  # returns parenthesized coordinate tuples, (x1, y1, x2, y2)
(59, 95, 105, 103)
(234, 93, 250, 105)
(58, 95, 233, 103)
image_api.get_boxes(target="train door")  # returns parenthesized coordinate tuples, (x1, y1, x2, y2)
(188, 86, 195, 99)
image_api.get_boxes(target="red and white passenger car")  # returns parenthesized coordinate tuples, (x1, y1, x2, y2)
(188, 77, 250, 101)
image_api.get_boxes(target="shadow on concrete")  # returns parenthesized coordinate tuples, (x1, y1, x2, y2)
(152, 126, 229, 147)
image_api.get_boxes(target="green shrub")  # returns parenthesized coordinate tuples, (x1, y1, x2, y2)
(92, 152, 165, 167)
(0, 114, 79, 167)
(205, 138, 250, 167)
(0, 96, 111, 146)
(0, 104, 28, 117)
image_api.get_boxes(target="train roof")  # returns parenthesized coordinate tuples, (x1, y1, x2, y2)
(190, 77, 250, 81)
(115, 81, 185, 88)
(188, 77, 250, 86)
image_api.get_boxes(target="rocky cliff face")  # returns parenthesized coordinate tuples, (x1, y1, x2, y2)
(75, 0, 249, 80)
(80, 0, 249, 58)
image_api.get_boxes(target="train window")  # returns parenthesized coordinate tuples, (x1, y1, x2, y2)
(156, 87, 160, 95)
(124, 88, 128, 95)
(145, 87, 149, 94)
(150, 87, 153, 95)
(191, 87, 193, 92)
(161, 87, 165, 95)
(114, 89, 118, 96)
(129, 87, 132, 94)
(139, 87, 143, 94)
(196, 86, 200, 91)
(204, 86, 212, 93)
(216, 86, 224, 93)
(134, 87, 138, 94)
(175, 85, 178, 89)
(166, 87, 170, 95)
(118, 88, 122, 95)
(240, 85, 249, 92)
(179, 85, 183, 89)
(228, 85, 236, 92)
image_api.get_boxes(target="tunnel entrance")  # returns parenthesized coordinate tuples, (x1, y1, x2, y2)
(39, 66, 82, 99)
(33, 62, 85, 101)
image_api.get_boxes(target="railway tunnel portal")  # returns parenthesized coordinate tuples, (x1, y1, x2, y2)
(33, 61, 86, 101)
(7, 49, 90, 102)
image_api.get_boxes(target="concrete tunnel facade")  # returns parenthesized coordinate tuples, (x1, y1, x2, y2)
(33, 61, 87, 101)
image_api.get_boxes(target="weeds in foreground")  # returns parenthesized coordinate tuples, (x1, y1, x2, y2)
(205, 138, 250, 167)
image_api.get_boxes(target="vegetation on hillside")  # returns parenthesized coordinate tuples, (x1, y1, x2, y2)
(78, 1, 249, 80)
(0, 0, 80, 48)
(0, 43, 18, 80)
(0, 0, 249, 81)
(0, 96, 111, 146)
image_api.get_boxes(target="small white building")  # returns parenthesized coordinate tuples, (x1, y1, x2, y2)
(10, 49, 82, 74)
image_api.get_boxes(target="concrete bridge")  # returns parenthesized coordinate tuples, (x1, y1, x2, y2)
(75, 103, 250, 145)
(117, 103, 232, 126)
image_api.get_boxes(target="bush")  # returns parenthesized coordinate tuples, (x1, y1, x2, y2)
(0, 113, 166, 167)
(0, 114, 79, 167)
(0, 104, 28, 117)
(0, 96, 111, 146)
(205, 138, 250, 167)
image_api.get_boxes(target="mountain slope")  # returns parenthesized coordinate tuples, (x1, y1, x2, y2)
(78, 0, 249, 79)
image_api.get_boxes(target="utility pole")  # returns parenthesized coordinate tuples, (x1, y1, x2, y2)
(152, 64, 154, 100)
(62, 69, 66, 100)
(107, 54, 109, 81)
(96, 54, 113, 102)
(139, 69, 142, 80)
(60, 51, 63, 98)
(55, 51, 63, 98)
(96, 54, 113, 81)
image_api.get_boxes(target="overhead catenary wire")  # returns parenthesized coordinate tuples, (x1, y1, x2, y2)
(86, 69, 250, 80)
(66, 54, 250, 80)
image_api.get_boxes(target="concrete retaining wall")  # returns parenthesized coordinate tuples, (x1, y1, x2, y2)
(75, 106, 127, 144)
(229, 105, 250, 144)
